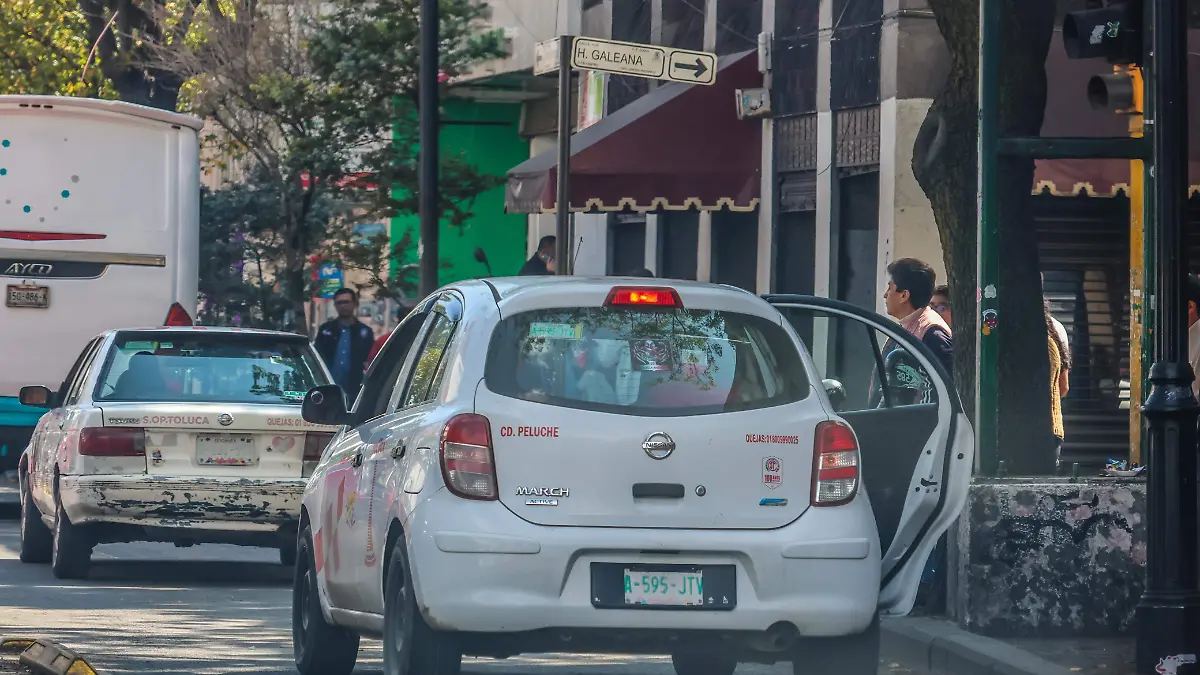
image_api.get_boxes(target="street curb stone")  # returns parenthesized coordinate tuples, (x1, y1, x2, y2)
(882, 617, 1075, 675)
(1, 636, 99, 675)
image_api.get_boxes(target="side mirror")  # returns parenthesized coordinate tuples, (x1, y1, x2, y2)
(302, 385, 351, 426)
(473, 247, 493, 276)
(822, 379, 846, 412)
(19, 385, 56, 409)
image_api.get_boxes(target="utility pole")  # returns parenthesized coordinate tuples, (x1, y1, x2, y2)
(1135, 0, 1200, 668)
(418, 0, 439, 297)
(555, 36, 574, 275)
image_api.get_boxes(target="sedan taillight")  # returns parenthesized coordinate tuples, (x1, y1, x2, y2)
(302, 432, 335, 478)
(440, 414, 497, 501)
(811, 421, 860, 506)
(79, 427, 147, 457)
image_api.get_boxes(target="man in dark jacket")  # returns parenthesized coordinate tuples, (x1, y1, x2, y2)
(519, 235, 556, 275)
(314, 288, 375, 396)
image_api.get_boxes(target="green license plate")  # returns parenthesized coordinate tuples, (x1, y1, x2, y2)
(623, 569, 704, 606)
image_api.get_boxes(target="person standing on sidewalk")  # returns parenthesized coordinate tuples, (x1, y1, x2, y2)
(314, 288, 375, 396)
(519, 236, 557, 276)
(1188, 274, 1200, 397)
(1046, 299, 1071, 471)
(930, 285, 952, 326)
(878, 259, 953, 407)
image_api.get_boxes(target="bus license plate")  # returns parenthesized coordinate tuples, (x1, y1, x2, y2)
(6, 284, 49, 309)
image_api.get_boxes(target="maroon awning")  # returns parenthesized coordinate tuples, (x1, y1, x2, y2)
(506, 50, 763, 214)
(1035, 30, 1200, 196)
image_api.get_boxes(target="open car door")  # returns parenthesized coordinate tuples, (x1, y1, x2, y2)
(765, 295, 974, 616)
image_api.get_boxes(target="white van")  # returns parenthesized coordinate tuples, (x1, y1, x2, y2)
(0, 96, 201, 477)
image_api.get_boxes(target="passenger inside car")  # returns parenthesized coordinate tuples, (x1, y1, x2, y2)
(112, 352, 167, 399)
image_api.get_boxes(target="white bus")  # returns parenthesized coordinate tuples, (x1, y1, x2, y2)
(0, 96, 201, 476)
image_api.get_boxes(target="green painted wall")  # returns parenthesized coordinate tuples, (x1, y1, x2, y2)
(390, 99, 529, 289)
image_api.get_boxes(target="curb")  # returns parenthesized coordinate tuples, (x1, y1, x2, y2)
(0, 637, 100, 675)
(882, 617, 1076, 675)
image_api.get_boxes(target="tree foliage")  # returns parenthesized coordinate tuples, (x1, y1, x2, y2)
(0, 0, 109, 97)
(913, 0, 1059, 474)
(164, 0, 504, 329)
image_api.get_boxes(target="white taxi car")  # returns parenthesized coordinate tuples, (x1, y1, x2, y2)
(291, 278, 973, 675)
(16, 326, 338, 579)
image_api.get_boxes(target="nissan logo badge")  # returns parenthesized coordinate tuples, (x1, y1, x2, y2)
(642, 431, 676, 460)
(218, 413, 234, 427)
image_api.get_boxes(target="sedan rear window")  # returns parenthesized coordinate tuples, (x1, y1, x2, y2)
(485, 307, 809, 416)
(94, 332, 329, 404)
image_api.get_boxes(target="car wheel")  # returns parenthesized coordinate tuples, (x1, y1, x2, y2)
(18, 477, 52, 564)
(279, 541, 297, 567)
(671, 652, 738, 675)
(382, 536, 461, 675)
(293, 525, 359, 675)
(791, 616, 880, 675)
(50, 499, 92, 580)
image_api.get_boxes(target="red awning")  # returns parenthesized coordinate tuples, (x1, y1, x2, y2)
(1035, 30, 1200, 197)
(506, 50, 763, 214)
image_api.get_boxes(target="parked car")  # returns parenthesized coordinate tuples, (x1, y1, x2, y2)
(17, 326, 338, 579)
(290, 277, 974, 675)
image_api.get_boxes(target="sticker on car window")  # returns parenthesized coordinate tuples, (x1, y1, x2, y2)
(121, 341, 157, 351)
(629, 339, 673, 372)
(282, 391, 307, 401)
(529, 323, 583, 340)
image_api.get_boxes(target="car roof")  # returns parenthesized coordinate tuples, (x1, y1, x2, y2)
(104, 326, 309, 339)
(475, 276, 759, 299)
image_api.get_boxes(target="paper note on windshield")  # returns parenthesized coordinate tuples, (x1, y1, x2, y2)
(529, 323, 583, 340)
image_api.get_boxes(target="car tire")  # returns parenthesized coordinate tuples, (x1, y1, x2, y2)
(293, 525, 359, 675)
(50, 500, 92, 580)
(382, 537, 461, 675)
(18, 477, 52, 564)
(279, 542, 297, 567)
(671, 652, 738, 675)
(791, 616, 880, 675)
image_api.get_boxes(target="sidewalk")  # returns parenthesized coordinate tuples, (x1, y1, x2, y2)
(883, 616, 1135, 675)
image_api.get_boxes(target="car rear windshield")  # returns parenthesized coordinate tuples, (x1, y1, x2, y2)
(485, 307, 810, 416)
(94, 332, 329, 404)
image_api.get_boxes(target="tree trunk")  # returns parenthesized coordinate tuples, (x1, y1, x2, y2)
(915, 0, 1059, 475)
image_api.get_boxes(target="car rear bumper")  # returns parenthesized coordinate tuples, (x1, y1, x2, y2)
(59, 474, 306, 531)
(407, 488, 881, 639)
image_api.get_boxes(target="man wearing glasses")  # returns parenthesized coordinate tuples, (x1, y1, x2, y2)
(314, 287, 376, 396)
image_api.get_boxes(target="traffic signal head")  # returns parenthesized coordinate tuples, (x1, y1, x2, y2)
(1087, 71, 1137, 112)
(1062, 1, 1143, 65)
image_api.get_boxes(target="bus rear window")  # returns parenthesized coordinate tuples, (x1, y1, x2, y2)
(484, 307, 810, 416)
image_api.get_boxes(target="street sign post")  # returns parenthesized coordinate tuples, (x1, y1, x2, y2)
(537, 35, 719, 274)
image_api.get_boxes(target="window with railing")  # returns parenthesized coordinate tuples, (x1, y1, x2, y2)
(829, 0, 882, 110)
(772, 0, 819, 115)
(716, 0, 760, 56)
(608, 0, 653, 114)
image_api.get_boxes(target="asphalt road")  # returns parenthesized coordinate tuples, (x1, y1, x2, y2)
(0, 507, 925, 675)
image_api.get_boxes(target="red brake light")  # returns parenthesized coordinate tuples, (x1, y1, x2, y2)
(0, 230, 106, 242)
(604, 287, 683, 308)
(164, 303, 193, 327)
(79, 427, 146, 457)
(811, 421, 859, 507)
(440, 414, 497, 501)
(303, 432, 334, 461)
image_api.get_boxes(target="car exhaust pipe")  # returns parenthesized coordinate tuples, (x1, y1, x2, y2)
(749, 623, 800, 652)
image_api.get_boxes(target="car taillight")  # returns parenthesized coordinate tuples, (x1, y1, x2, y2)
(79, 427, 146, 457)
(440, 414, 497, 501)
(811, 421, 859, 506)
(303, 432, 334, 461)
(302, 432, 334, 478)
(164, 303, 193, 326)
(604, 286, 683, 308)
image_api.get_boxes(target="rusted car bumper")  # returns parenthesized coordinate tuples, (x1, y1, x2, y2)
(58, 474, 307, 531)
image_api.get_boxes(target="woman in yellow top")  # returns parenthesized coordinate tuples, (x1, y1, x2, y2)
(1047, 301, 1071, 471)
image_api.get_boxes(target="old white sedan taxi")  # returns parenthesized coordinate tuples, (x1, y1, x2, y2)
(15, 326, 338, 579)
(291, 278, 973, 675)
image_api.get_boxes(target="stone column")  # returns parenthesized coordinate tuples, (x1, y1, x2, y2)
(813, 0, 837, 301)
(757, 0, 776, 294)
(875, 0, 949, 315)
